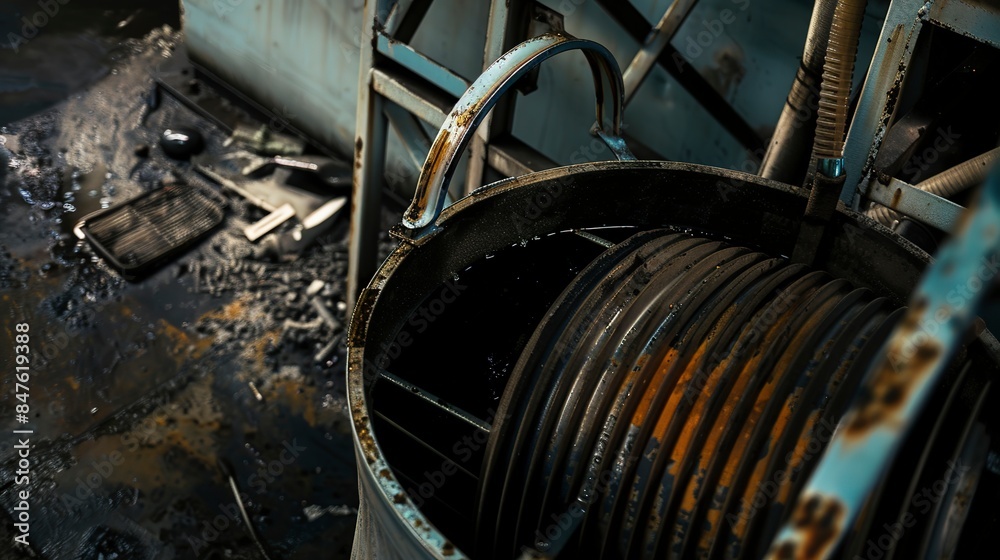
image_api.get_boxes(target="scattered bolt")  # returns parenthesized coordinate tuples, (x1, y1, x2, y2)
(306, 279, 325, 297)
(248, 381, 264, 403)
(314, 338, 338, 363)
(310, 297, 341, 332)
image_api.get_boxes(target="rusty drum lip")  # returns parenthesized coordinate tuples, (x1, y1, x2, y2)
(345, 160, 1000, 560)
(345, 160, 869, 560)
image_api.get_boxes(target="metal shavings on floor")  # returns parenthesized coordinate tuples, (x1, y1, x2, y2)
(0, 20, 398, 560)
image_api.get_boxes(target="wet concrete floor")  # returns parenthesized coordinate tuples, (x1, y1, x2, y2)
(0, 5, 387, 559)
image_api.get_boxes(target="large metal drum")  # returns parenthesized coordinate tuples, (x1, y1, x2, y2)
(347, 34, 1000, 560)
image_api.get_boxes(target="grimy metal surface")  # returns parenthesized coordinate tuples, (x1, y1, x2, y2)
(867, 176, 965, 233)
(477, 228, 901, 559)
(766, 166, 1000, 559)
(840, 0, 1000, 210)
(839, 0, 925, 205)
(620, 0, 699, 105)
(0, 23, 361, 558)
(345, 9, 999, 557)
(401, 32, 636, 232)
(347, 158, 943, 559)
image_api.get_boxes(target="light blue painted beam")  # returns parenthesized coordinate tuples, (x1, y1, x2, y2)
(376, 33, 470, 98)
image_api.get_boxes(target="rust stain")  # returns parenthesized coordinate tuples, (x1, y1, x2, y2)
(348, 287, 380, 345)
(157, 318, 212, 360)
(424, 135, 453, 189)
(248, 328, 282, 373)
(844, 301, 941, 438)
(352, 406, 379, 459)
(890, 187, 902, 209)
(727, 296, 837, 517)
(788, 493, 845, 559)
(774, 541, 796, 559)
(631, 348, 678, 426)
(454, 107, 474, 128)
(701, 296, 807, 546)
(681, 295, 809, 552)
(199, 299, 247, 322)
(777, 409, 822, 507)
(270, 378, 319, 426)
(861, 24, 907, 177)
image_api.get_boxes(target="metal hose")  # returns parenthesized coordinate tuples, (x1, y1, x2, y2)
(813, 0, 868, 163)
(759, 0, 838, 183)
(793, 0, 868, 265)
(866, 147, 1000, 227)
(478, 230, 902, 559)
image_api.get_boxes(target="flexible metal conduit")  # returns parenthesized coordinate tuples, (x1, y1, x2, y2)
(812, 0, 868, 165)
(792, 0, 869, 265)
(866, 147, 1000, 227)
(758, 0, 838, 184)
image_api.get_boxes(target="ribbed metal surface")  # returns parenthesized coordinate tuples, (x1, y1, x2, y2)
(348, 161, 995, 560)
(80, 183, 224, 276)
(478, 230, 902, 559)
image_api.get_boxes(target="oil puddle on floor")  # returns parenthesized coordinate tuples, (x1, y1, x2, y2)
(0, 7, 369, 559)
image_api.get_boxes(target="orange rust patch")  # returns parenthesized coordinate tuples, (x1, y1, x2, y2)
(157, 318, 212, 360)
(705, 298, 803, 544)
(200, 299, 247, 322)
(845, 302, 941, 437)
(723, 295, 838, 529)
(632, 348, 678, 426)
(353, 410, 379, 458)
(681, 294, 820, 549)
(270, 378, 319, 426)
(785, 493, 845, 559)
(777, 409, 823, 506)
(247, 328, 282, 373)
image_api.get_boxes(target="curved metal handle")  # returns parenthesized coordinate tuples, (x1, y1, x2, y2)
(402, 32, 636, 230)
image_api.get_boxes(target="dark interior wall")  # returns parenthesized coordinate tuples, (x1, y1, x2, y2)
(0, 1, 181, 125)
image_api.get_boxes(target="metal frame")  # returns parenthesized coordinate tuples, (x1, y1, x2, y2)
(840, 0, 1000, 231)
(349, 0, 783, 309)
(866, 176, 964, 232)
(620, 0, 699, 105)
(349, 0, 535, 310)
(465, 0, 534, 197)
(595, 0, 765, 154)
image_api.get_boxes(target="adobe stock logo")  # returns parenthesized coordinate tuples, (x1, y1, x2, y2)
(5, 0, 72, 53)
